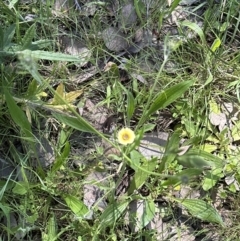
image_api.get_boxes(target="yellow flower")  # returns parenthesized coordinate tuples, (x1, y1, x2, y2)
(117, 128, 135, 145)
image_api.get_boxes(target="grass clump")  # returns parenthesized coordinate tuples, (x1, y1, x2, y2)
(1, 0, 240, 240)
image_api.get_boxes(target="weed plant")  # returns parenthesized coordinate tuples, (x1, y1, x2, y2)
(0, 0, 240, 240)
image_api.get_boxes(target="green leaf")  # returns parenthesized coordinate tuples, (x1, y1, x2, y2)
(21, 24, 36, 50)
(12, 182, 28, 195)
(62, 194, 88, 217)
(161, 168, 202, 186)
(128, 158, 157, 194)
(147, 80, 194, 116)
(126, 91, 135, 123)
(8, 0, 18, 8)
(129, 199, 155, 231)
(142, 199, 155, 228)
(0, 203, 11, 234)
(181, 20, 206, 45)
(100, 200, 130, 228)
(46, 214, 57, 241)
(174, 198, 224, 225)
(53, 113, 99, 134)
(26, 79, 38, 98)
(177, 155, 211, 169)
(17, 49, 86, 62)
(3, 24, 15, 50)
(142, 123, 155, 133)
(130, 150, 142, 168)
(134, 0, 144, 25)
(3, 85, 32, 138)
(184, 149, 224, 168)
(158, 129, 181, 173)
(210, 38, 221, 52)
(168, 0, 181, 15)
(202, 168, 224, 191)
(51, 142, 70, 173)
(0, 2, 16, 20)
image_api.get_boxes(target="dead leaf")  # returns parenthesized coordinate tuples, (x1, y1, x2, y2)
(65, 89, 83, 103)
(60, 36, 91, 67)
(119, 3, 137, 28)
(209, 112, 227, 131)
(102, 27, 129, 52)
(178, 145, 191, 156)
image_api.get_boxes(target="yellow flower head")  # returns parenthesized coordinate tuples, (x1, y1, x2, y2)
(117, 128, 135, 145)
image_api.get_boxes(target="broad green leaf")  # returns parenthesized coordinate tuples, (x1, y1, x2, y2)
(181, 20, 206, 44)
(0, 203, 11, 234)
(53, 113, 99, 134)
(51, 142, 70, 173)
(202, 168, 224, 191)
(62, 194, 88, 217)
(231, 120, 240, 141)
(174, 198, 224, 225)
(142, 199, 155, 228)
(26, 79, 38, 97)
(100, 200, 130, 228)
(18, 53, 43, 84)
(128, 158, 157, 194)
(158, 129, 181, 173)
(185, 149, 224, 168)
(147, 80, 194, 116)
(46, 214, 57, 241)
(17, 49, 85, 62)
(22, 24, 36, 50)
(126, 91, 135, 123)
(161, 168, 202, 186)
(210, 38, 221, 52)
(3, 24, 15, 49)
(130, 150, 142, 168)
(142, 123, 155, 133)
(12, 182, 28, 195)
(130, 199, 155, 231)
(200, 144, 217, 153)
(177, 154, 212, 169)
(4, 85, 32, 138)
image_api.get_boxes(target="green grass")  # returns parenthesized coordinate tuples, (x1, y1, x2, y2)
(1, 0, 240, 240)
